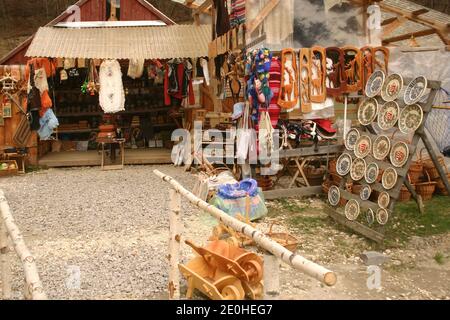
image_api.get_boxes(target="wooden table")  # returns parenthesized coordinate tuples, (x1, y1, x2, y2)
(97, 138, 126, 171)
(1, 152, 27, 174)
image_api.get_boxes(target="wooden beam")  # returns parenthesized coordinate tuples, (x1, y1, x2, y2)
(383, 28, 437, 44)
(412, 8, 429, 16)
(381, 17, 398, 26)
(246, 0, 281, 34)
(194, 0, 213, 15)
(382, 17, 406, 38)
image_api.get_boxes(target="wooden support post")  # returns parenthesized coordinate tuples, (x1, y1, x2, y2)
(263, 253, 280, 300)
(404, 180, 424, 214)
(168, 189, 182, 300)
(0, 221, 12, 299)
(419, 132, 450, 195)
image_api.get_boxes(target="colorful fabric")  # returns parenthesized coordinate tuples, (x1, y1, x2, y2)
(230, 0, 246, 27)
(164, 60, 195, 106)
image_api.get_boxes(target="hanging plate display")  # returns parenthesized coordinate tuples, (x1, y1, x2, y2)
(381, 73, 403, 102)
(328, 186, 341, 207)
(366, 208, 375, 226)
(345, 199, 360, 221)
(399, 104, 424, 134)
(336, 153, 353, 176)
(350, 158, 367, 181)
(365, 70, 385, 98)
(378, 101, 400, 130)
(365, 162, 380, 184)
(358, 98, 379, 126)
(390, 141, 409, 168)
(378, 191, 390, 209)
(354, 135, 372, 159)
(382, 167, 398, 190)
(376, 208, 389, 225)
(372, 135, 391, 160)
(345, 128, 360, 151)
(360, 185, 372, 201)
(404, 76, 428, 105)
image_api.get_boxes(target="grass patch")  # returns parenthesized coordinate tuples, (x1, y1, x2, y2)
(270, 198, 306, 213)
(434, 252, 445, 265)
(383, 196, 450, 246)
(288, 215, 328, 233)
(26, 165, 47, 173)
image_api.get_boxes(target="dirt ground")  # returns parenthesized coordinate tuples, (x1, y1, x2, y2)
(0, 166, 449, 300)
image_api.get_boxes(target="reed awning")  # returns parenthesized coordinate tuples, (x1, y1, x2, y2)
(26, 25, 210, 60)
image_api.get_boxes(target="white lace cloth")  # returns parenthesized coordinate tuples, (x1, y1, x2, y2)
(99, 60, 125, 114)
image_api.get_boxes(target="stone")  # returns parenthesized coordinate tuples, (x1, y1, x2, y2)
(360, 251, 390, 266)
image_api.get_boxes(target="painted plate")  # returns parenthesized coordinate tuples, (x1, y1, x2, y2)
(328, 186, 341, 207)
(372, 135, 391, 161)
(404, 76, 428, 105)
(378, 101, 400, 130)
(350, 158, 367, 181)
(345, 199, 360, 221)
(382, 167, 398, 190)
(345, 128, 360, 151)
(365, 162, 380, 184)
(399, 104, 424, 134)
(365, 70, 385, 98)
(360, 185, 372, 201)
(376, 208, 389, 225)
(336, 153, 352, 176)
(381, 73, 403, 102)
(358, 98, 379, 126)
(378, 191, 391, 209)
(354, 135, 372, 159)
(390, 141, 409, 168)
(366, 208, 375, 226)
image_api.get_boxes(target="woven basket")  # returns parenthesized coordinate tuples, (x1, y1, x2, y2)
(416, 171, 437, 201)
(0, 160, 19, 177)
(329, 158, 337, 175)
(409, 161, 424, 184)
(399, 175, 414, 202)
(435, 164, 450, 195)
(420, 148, 446, 180)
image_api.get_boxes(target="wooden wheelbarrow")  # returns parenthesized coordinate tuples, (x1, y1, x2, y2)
(179, 240, 264, 300)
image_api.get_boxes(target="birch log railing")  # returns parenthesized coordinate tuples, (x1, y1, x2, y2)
(0, 190, 47, 300)
(154, 170, 337, 299)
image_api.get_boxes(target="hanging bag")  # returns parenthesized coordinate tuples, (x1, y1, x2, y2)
(236, 103, 256, 163)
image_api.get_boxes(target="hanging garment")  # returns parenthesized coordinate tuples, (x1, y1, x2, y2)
(230, 0, 246, 27)
(164, 60, 195, 106)
(214, 0, 231, 37)
(128, 59, 145, 79)
(37, 108, 59, 140)
(26, 64, 42, 131)
(34, 68, 53, 117)
(99, 60, 125, 114)
(199, 58, 210, 86)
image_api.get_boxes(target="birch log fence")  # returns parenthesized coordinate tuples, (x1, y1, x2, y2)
(0, 190, 47, 300)
(154, 170, 337, 299)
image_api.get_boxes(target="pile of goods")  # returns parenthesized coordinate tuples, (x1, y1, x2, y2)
(0, 160, 18, 177)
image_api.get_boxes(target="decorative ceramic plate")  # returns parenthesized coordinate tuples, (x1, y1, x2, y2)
(378, 191, 390, 209)
(350, 158, 367, 181)
(336, 153, 352, 176)
(345, 128, 360, 151)
(382, 167, 398, 190)
(381, 73, 403, 102)
(360, 185, 372, 201)
(378, 101, 400, 130)
(345, 199, 360, 221)
(404, 76, 427, 105)
(366, 208, 375, 226)
(399, 104, 424, 134)
(373, 135, 391, 161)
(358, 98, 379, 126)
(354, 135, 372, 159)
(328, 186, 341, 207)
(365, 162, 380, 184)
(365, 70, 385, 98)
(376, 208, 389, 225)
(390, 141, 409, 168)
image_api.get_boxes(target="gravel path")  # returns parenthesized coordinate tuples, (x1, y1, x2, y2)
(0, 165, 213, 300)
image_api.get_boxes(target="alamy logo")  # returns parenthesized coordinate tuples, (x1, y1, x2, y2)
(66, 265, 81, 290)
(66, 5, 81, 23)
(367, 265, 382, 290)
(367, 5, 381, 30)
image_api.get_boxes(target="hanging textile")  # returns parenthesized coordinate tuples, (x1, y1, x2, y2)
(230, 0, 246, 27)
(99, 60, 125, 114)
(26, 64, 42, 131)
(164, 59, 195, 106)
(128, 59, 145, 79)
(37, 108, 59, 140)
(214, 0, 231, 37)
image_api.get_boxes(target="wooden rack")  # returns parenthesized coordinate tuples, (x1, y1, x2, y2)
(326, 78, 450, 243)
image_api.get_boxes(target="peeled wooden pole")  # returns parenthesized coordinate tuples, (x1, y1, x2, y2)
(168, 189, 182, 300)
(1, 220, 12, 299)
(0, 190, 47, 300)
(154, 170, 337, 286)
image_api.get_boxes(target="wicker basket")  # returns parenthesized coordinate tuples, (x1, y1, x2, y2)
(399, 175, 415, 202)
(0, 160, 19, 177)
(420, 148, 446, 180)
(352, 184, 363, 195)
(435, 164, 450, 195)
(328, 158, 337, 175)
(416, 171, 437, 201)
(408, 161, 424, 184)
